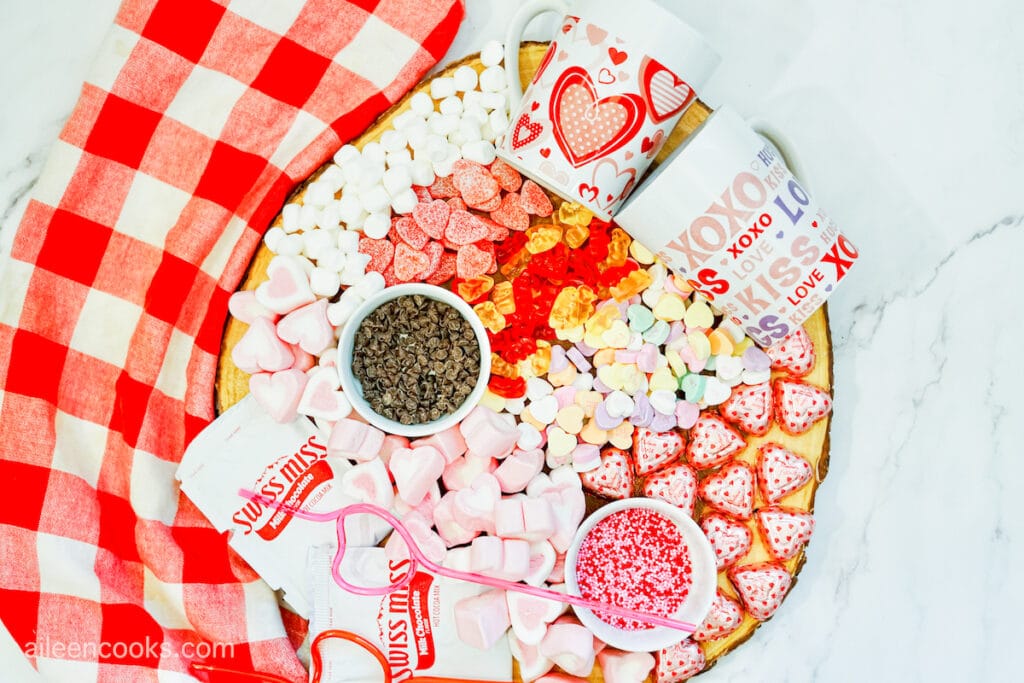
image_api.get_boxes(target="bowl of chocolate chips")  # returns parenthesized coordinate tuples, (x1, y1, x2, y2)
(337, 283, 491, 437)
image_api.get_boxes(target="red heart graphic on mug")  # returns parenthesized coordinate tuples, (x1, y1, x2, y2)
(532, 41, 556, 85)
(540, 147, 551, 158)
(511, 112, 543, 150)
(642, 129, 665, 157)
(549, 67, 646, 168)
(608, 47, 627, 65)
(531, 101, 540, 111)
(577, 183, 600, 203)
(598, 68, 615, 84)
(640, 56, 695, 124)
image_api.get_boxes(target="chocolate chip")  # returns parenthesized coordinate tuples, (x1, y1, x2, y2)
(351, 295, 481, 425)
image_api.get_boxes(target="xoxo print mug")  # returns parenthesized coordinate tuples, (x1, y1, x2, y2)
(615, 106, 860, 347)
(498, 0, 720, 219)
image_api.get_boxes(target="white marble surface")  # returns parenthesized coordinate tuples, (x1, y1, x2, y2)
(2, 0, 1023, 681)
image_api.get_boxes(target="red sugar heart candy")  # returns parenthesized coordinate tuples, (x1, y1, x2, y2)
(446, 210, 490, 245)
(489, 158, 523, 192)
(519, 179, 553, 217)
(478, 216, 509, 242)
(470, 191, 502, 212)
(412, 185, 432, 202)
(455, 243, 492, 279)
(455, 169, 500, 209)
(412, 199, 451, 240)
(394, 216, 429, 250)
(429, 174, 459, 198)
(425, 251, 458, 285)
(490, 192, 530, 232)
(394, 242, 430, 281)
(381, 263, 399, 287)
(447, 197, 468, 211)
(358, 237, 394, 273)
(418, 241, 444, 280)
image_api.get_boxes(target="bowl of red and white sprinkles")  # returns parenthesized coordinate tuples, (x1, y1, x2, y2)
(565, 497, 717, 652)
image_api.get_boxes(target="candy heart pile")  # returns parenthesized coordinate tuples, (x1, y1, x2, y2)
(225, 45, 838, 683)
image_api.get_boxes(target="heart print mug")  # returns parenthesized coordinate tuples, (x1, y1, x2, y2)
(498, 0, 720, 219)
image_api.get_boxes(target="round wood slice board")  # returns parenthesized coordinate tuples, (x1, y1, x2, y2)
(216, 43, 834, 682)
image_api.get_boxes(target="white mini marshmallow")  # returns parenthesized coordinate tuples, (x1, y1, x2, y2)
(482, 91, 508, 112)
(358, 184, 391, 214)
(480, 66, 506, 92)
(425, 134, 450, 161)
(432, 157, 455, 178)
(337, 229, 360, 254)
(263, 226, 285, 252)
(430, 76, 456, 100)
(336, 193, 365, 224)
(380, 129, 407, 152)
(302, 229, 335, 260)
(361, 141, 386, 164)
(453, 65, 479, 92)
(276, 232, 304, 256)
(340, 252, 371, 286)
(309, 266, 342, 297)
(355, 160, 385, 189)
(391, 109, 420, 130)
(322, 247, 345, 272)
(406, 120, 431, 150)
(333, 144, 360, 166)
(317, 203, 341, 231)
(327, 298, 359, 327)
(462, 105, 488, 126)
(382, 166, 413, 197)
(439, 95, 464, 116)
(429, 112, 459, 136)
(410, 91, 435, 116)
(390, 187, 418, 214)
(281, 203, 301, 234)
(410, 159, 435, 186)
(456, 118, 483, 143)
(319, 165, 345, 193)
(304, 181, 333, 208)
(462, 140, 496, 165)
(481, 40, 504, 68)
(346, 210, 368, 230)
(298, 204, 318, 231)
(362, 211, 390, 239)
(488, 110, 509, 136)
(385, 149, 413, 169)
(350, 270, 385, 299)
(462, 89, 483, 109)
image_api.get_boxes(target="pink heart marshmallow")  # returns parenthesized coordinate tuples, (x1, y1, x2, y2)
(249, 369, 307, 423)
(328, 418, 385, 462)
(255, 254, 316, 315)
(460, 406, 519, 460)
(297, 367, 351, 421)
(340, 457, 394, 509)
(232, 317, 294, 374)
(276, 298, 333, 356)
(228, 290, 278, 324)
(453, 589, 510, 650)
(389, 446, 445, 506)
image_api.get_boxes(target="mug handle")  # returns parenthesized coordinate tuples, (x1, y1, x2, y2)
(503, 0, 571, 101)
(748, 118, 811, 192)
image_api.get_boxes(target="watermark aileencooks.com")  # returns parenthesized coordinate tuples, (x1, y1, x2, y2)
(24, 636, 235, 661)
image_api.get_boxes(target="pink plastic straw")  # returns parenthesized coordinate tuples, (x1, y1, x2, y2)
(238, 489, 697, 634)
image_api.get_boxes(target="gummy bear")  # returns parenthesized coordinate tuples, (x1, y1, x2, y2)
(563, 222, 591, 249)
(457, 275, 495, 303)
(528, 243, 571, 281)
(488, 374, 526, 399)
(492, 281, 516, 315)
(490, 353, 520, 379)
(609, 269, 653, 302)
(549, 286, 598, 330)
(604, 227, 632, 268)
(474, 301, 507, 334)
(525, 223, 563, 254)
(557, 201, 595, 228)
(499, 248, 532, 280)
(528, 340, 552, 376)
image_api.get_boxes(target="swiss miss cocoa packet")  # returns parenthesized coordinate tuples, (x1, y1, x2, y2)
(308, 546, 512, 682)
(176, 396, 390, 616)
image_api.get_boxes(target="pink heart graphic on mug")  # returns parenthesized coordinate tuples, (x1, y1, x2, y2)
(640, 56, 695, 124)
(586, 23, 608, 45)
(624, 150, 634, 160)
(532, 42, 557, 85)
(590, 157, 637, 211)
(511, 112, 543, 150)
(619, 71, 629, 82)
(539, 160, 569, 186)
(598, 68, 615, 84)
(549, 67, 646, 168)
(577, 183, 600, 204)
(557, 50, 568, 61)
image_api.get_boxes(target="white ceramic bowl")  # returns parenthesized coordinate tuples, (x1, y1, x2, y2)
(564, 498, 718, 652)
(337, 283, 491, 438)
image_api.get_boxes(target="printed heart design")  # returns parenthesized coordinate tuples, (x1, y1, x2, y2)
(776, 230, 785, 239)
(693, 590, 744, 642)
(757, 442, 813, 504)
(639, 56, 695, 124)
(756, 506, 815, 561)
(641, 129, 665, 158)
(531, 101, 540, 111)
(766, 327, 816, 376)
(598, 67, 615, 84)
(655, 639, 705, 683)
(539, 160, 568, 186)
(579, 447, 635, 499)
(550, 66, 646, 167)
(698, 461, 755, 520)
(590, 157, 637, 211)
(719, 382, 773, 436)
(608, 47, 627, 65)
(727, 561, 792, 621)
(557, 50, 569, 61)
(539, 147, 551, 158)
(532, 42, 557, 85)
(249, 368, 307, 424)
(586, 23, 608, 45)
(773, 379, 832, 435)
(511, 112, 544, 150)
(685, 412, 745, 469)
(618, 71, 629, 82)
(632, 427, 684, 475)
(577, 183, 599, 204)
(700, 512, 753, 568)
(624, 150, 633, 160)
(562, 16, 579, 34)
(642, 463, 698, 515)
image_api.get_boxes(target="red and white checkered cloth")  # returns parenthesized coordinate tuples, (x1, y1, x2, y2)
(0, 0, 463, 680)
